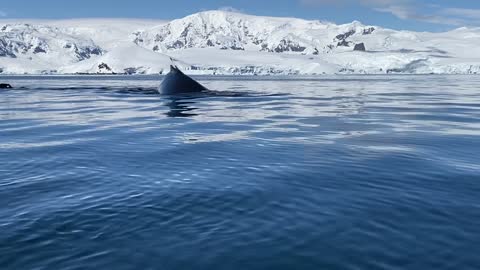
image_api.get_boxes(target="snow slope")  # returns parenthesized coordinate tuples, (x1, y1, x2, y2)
(1, 11, 479, 75)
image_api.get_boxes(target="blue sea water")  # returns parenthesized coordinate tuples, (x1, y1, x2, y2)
(0, 75, 480, 270)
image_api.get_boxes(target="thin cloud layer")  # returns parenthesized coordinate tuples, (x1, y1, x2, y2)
(300, 0, 409, 7)
(300, 0, 480, 26)
(218, 6, 244, 13)
(442, 8, 480, 20)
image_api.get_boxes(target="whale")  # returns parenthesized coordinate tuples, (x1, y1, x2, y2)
(159, 65, 207, 95)
(0, 83, 12, 89)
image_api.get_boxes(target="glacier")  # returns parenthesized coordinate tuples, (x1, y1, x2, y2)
(0, 10, 479, 75)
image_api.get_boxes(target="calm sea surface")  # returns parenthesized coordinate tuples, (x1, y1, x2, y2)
(1, 75, 480, 270)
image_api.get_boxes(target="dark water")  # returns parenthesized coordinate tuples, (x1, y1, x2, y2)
(1, 75, 480, 270)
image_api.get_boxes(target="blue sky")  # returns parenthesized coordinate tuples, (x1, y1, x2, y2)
(1, 0, 479, 31)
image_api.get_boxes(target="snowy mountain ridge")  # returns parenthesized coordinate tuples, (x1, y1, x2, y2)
(1, 11, 480, 75)
(133, 11, 386, 56)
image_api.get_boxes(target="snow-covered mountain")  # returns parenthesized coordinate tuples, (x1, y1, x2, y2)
(1, 11, 480, 75)
(0, 23, 103, 74)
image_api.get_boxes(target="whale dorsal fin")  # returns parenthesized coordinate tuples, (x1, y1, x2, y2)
(170, 65, 180, 73)
(160, 65, 207, 94)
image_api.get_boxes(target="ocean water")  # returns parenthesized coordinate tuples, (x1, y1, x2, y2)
(1, 75, 480, 270)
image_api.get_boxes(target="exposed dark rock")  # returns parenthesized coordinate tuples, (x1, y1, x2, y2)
(386, 59, 428, 73)
(0, 83, 12, 88)
(252, 38, 263, 45)
(363, 27, 375, 35)
(98, 62, 112, 71)
(20, 44, 32, 54)
(0, 39, 16, 58)
(167, 40, 184, 49)
(62, 43, 103, 60)
(154, 34, 165, 42)
(40, 70, 57, 74)
(0, 48, 16, 57)
(180, 24, 192, 38)
(74, 46, 102, 61)
(33, 46, 47, 54)
(230, 45, 244, 50)
(313, 48, 319, 55)
(124, 67, 146, 75)
(219, 45, 244, 50)
(339, 68, 355, 73)
(337, 40, 351, 47)
(354, 43, 366, 51)
(336, 30, 356, 41)
(133, 36, 144, 44)
(153, 45, 159, 51)
(124, 67, 136, 75)
(273, 39, 306, 53)
(87, 47, 102, 55)
(335, 29, 356, 48)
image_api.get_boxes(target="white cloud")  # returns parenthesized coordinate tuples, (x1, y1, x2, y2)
(300, 0, 409, 7)
(374, 5, 467, 26)
(299, 0, 480, 27)
(374, 5, 415, 19)
(218, 6, 244, 13)
(442, 8, 480, 20)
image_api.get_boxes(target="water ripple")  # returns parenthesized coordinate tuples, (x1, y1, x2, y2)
(1, 75, 480, 269)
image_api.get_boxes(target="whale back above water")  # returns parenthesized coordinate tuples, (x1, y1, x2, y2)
(159, 65, 207, 95)
(0, 83, 12, 89)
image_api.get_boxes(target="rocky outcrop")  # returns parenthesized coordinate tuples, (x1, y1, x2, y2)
(354, 43, 366, 51)
(337, 40, 352, 47)
(334, 30, 356, 48)
(123, 67, 147, 75)
(363, 27, 375, 35)
(272, 39, 306, 53)
(97, 62, 114, 73)
(336, 30, 356, 41)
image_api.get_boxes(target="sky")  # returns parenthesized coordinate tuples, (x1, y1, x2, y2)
(1, 0, 480, 32)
